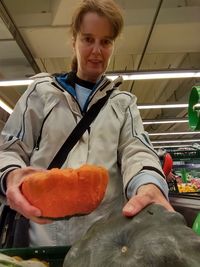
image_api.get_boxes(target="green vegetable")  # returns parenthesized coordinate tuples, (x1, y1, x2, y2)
(63, 204, 200, 267)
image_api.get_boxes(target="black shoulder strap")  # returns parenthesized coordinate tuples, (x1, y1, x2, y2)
(47, 90, 113, 169)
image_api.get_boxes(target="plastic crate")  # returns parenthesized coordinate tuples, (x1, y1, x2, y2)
(0, 246, 70, 267)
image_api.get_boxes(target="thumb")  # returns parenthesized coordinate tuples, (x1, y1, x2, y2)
(122, 194, 152, 217)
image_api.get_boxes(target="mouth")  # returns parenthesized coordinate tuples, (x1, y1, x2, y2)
(88, 59, 102, 64)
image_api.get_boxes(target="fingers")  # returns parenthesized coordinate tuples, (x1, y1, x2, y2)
(29, 216, 53, 225)
(123, 194, 174, 217)
(123, 183, 175, 217)
(7, 189, 52, 224)
(122, 194, 153, 217)
(6, 166, 49, 221)
(6, 167, 46, 188)
(7, 187, 41, 218)
(159, 200, 175, 212)
(6, 174, 42, 219)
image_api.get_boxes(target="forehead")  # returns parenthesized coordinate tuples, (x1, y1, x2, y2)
(80, 12, 113, 38)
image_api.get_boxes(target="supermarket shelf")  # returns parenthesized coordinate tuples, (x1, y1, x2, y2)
(168, 149, 200, 160)
(173, 163, 200, 169)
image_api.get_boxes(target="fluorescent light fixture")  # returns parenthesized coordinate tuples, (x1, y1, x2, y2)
(149, 131, 200, 136)
(152, 139, 200, 144)
(106, 69, 200, 81)
(0, 70, 199, 86)
(0, 99, 13, 114)
(153, 145, 192, 148)
(143, 119, 188, 125)
(0, 79, 33, 86)
(138, 104, 188, 109)
(194, 103, 200, 110)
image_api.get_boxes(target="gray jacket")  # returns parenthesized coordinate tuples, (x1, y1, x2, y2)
(0, 73, 168, 246)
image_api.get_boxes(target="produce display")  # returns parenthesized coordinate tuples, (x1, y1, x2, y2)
(190, 178, 200, 191)
(21, 164, 109, 219)
(0, 254, 48, 266)
(63, 204, 200, 267)
(166, 146, 200, 193)
(177, 178, 200, 193)
(0, 247, 70, 267)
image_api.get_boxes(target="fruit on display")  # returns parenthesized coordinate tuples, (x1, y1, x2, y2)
(177, 178, 200, 193)
(0, 254, 48, 266)
(21, 164, 109, 219)
(177, 183, 198, 193)
(63, 204, 200, 267)
(190, 178, 200, 191)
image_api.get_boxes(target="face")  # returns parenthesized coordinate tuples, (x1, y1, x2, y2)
(73, 12, 114, 83)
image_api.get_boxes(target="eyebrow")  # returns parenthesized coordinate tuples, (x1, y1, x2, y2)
(80, 32, 114, 40)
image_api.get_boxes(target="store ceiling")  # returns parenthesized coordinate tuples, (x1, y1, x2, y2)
(0, 0, 200, 148)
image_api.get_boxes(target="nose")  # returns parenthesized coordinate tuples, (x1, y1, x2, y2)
(91, 41, 101, 55)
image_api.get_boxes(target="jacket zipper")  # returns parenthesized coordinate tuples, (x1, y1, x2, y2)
(83, 79, 112, 113)
(52, 79, 83, 115)
(52, 76, 114, 115)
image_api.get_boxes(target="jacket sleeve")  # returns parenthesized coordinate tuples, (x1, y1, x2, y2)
(117, 93, 169, 198)
(0, 80, 45, 198)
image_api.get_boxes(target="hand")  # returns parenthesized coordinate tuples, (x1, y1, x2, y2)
(166, 171, 176, 182)
(122, 183, 174, 217)
(6, 167, 52, 224)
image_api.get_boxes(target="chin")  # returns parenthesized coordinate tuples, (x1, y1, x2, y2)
(87, 70, 103, 81)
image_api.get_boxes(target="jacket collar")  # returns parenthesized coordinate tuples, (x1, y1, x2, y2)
(54, 72, 123, 109)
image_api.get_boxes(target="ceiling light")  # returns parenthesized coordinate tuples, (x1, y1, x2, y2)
(0, 79, 33, 86)
(143, 119, 188, 125)
(106, 69, 200, 81)
(153, 145, 192, 148)
(149, 131, 200, 136)
(0, 69, 199, 87)
(138, 104, 188, 109)
(152, 139, 200, 144)
(0, 99, 13, 114)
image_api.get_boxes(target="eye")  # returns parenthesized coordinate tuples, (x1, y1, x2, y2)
(83, 36, 94, 44)
(101, 39, 113, 47)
